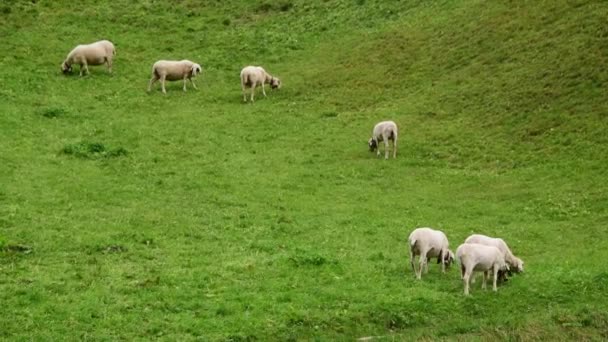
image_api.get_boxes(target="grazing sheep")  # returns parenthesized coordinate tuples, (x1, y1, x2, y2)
(408, 227, 455, 280)
(147, 60, 202, 94)
(368, 121, 398, 159)
(61, 40, 116, 76)
(240, 66, 281, 102)
(456, 243, 509, 295)
(464, 234, 524, 273)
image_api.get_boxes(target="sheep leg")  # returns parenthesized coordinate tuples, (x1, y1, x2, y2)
(147, 76, 158, 92)
(82, 61, 90, 76)
(460, 264, 466, 279)
(250, 84, 256, 102)
(383, 137, 389, 160)
(492, 266, 499, 292)
(189, 78, 198, 89)
(417, 251, 427, 279)
(463, 269, 472, 295)
(160, 75, 167, 94)
(409, 250, 416, 276)
(261, 83, 267, 97)
(106, 57, 113, 73)
(242, 84, 248, 102)
(482, 271, 488, 290)
(183, 77, 188, 92)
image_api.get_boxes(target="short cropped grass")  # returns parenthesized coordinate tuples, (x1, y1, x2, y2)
(1, 0, 607, 340)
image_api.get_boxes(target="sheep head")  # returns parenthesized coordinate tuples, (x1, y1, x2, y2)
(191, 63, 202, 76)
(437, 249, 455, 267)
(61, 61, 72, 74)
(368, 138, 378, 152)
(270, 77, 281, 89)
(444, 250, 455, 267)
(497, 269, 510, 283)
(511, 257, 524, 273)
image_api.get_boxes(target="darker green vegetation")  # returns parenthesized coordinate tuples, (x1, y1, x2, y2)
(61, 142, 128, 159)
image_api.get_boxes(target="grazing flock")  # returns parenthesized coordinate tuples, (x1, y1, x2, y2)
(60, 40, 524, 295)
(408, 228, 524, 295)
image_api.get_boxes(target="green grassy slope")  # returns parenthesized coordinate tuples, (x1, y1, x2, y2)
(1, 0, 607, 340)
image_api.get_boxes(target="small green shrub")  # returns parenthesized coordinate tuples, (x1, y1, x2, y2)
(2, 243, 32, 254)
(279, 2, 293, 12)
(288, 250, 335, 267)
(96, 244, 127, 254)
(39, 107, 66, 118)
(320, 111, 338, 118)
(61, 142, 128, 159)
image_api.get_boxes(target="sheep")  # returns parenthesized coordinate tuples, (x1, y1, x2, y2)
(61, 40, 116, 76)
(456, 243, 509, 295)
(368, 121, 398, 159)
(464, 234, 524, 273)
(408, 227, 455, 280)
(147, 60, 202, 94)
(240, 66, 281, 102)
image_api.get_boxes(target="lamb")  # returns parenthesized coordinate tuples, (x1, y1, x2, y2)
(408, 227, 455, 280)
(240, 66, 281, 102)
(61, 40, 116, 76)
(368, 121, 398, 159)
(456, 243, 509, 295)
(147, 60, 202, 94)
(464, 234, 524, 273)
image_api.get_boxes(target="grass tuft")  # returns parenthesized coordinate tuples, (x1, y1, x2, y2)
(38, 107, 66, 118)
(1, 243, 32, 254)
(61, 142, 128, 159)
(97, 244, 128, 254)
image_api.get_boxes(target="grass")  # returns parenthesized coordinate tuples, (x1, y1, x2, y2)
(1, 0, 608, 340)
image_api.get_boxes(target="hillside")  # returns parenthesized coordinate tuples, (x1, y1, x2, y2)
(1, 0, 607, 340)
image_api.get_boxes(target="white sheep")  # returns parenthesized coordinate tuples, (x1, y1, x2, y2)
(147, 60, 202, 94)
(456, 243, 509, 295)
(408, 227, 455, 280)
(240, 66, 281, 102)
(61, 40, 116, 76)
(464, 234, 524, 273)
(368, 121, 398, 159)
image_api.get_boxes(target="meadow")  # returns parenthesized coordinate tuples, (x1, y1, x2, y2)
(1, 0, 607, 340)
